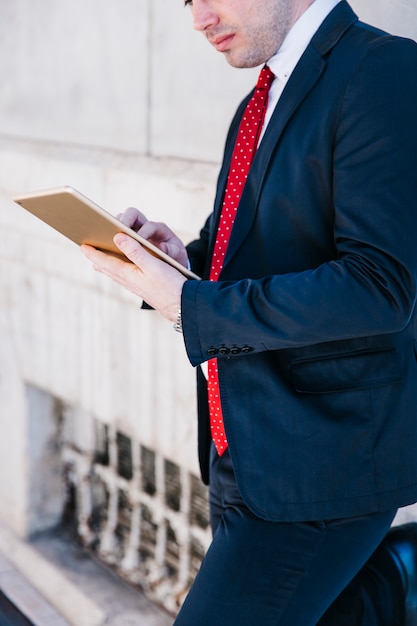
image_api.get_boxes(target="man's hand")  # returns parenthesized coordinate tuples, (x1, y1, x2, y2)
(116, 207, 189, 270)
(81, 213, 187, 323)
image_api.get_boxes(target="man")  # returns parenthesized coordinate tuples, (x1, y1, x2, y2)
(82, 0, 417, 623)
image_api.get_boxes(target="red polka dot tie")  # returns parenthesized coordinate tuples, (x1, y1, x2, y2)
(208, 65, 275, 456)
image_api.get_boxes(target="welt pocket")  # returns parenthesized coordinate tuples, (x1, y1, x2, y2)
(290, 347, 402, 394)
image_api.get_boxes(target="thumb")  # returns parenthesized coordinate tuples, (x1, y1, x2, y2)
(114, 233, 148, 268)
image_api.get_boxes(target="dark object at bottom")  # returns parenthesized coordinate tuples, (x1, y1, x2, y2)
(383, 523, 417, 626)
(0, 590, 34, 625)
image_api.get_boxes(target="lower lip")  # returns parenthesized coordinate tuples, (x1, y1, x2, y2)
(213, 35, 234, 52)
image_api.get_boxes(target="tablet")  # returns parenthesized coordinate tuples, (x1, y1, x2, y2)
(13, 186, 200, 280)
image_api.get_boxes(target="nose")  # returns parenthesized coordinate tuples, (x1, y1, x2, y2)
(191, 0, 219, 32)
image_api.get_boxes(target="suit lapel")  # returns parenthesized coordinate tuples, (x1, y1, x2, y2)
(215, 1, 358, 274)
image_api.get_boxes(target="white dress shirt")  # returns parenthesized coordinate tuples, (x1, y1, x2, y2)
(260, 0, 341, 142)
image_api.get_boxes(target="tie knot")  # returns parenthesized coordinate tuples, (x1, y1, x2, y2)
(256, 65, 275, 91)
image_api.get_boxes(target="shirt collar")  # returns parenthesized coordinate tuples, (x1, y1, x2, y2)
(268, 0, 342, 85)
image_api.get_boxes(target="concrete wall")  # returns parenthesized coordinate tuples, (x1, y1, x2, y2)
(0, 0, 259, 162)
(1, 0, 417, 540)
(350, 0, 417, 39)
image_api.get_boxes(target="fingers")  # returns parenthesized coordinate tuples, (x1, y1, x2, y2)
(114, 209, 188, 268)
(116, 207, 148, 231)
(138, 219, 174, 242)
(158, 241, 189, 268)
(80, 243, 131, 272)
(115, 209, 176, 247)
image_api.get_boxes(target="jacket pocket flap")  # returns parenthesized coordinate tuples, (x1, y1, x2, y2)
(291, 347, 402, 394)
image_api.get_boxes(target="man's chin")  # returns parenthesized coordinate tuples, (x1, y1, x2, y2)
(223, 49, 267, 69)
(223, 53, 261, 69)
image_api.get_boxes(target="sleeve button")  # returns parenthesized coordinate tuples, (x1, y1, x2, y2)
(241, 345, 254, 353)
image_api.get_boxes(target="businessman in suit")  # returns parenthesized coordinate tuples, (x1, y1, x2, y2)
(82, 0, 417, 623)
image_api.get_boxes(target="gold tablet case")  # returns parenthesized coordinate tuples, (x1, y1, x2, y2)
(13, 186, 200, 280)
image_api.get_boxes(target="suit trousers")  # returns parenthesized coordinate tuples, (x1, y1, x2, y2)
(173, 445, 403, 626)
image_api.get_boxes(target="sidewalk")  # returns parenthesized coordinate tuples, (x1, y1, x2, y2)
(0, 522, 172, 626)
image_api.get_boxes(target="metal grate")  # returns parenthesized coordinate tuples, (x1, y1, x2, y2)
(61, 414, 211, 615)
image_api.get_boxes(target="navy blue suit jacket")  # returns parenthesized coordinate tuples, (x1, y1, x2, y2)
(182, 1, 417, 522)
